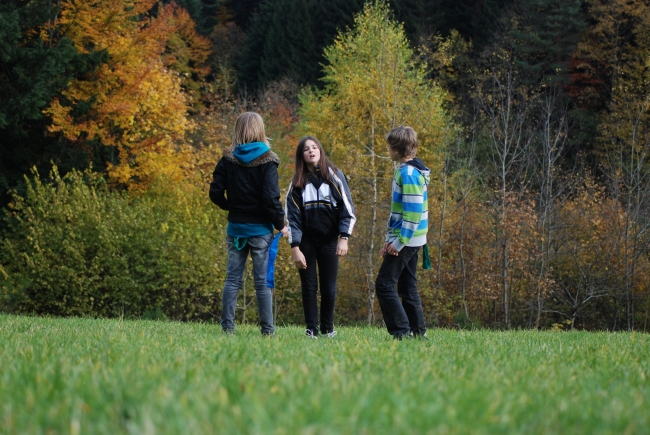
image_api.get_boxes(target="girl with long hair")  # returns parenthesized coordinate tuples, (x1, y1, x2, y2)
(286, 136, 356, 338)
(210, 112, 288, 336)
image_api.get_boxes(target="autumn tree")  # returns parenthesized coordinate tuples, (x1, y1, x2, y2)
(298, 1, 450, 323)
(162, 6, 212, 108)
(44, 0, 196, 187)
(475, 46, 535, 328)
(526, 86, 575, 328)
(597, 6, 650, 329)
(568, 0, 650, 329)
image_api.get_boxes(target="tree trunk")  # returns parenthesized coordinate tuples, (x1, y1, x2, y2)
(435, 161, 448, 323)
(460, 197, 469, 319)
(502, 239, 509, 329)
(366, 117, 378, 325)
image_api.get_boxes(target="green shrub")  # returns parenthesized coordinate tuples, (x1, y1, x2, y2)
(0, 166, 228, 320)
(453, 311, 482, 330)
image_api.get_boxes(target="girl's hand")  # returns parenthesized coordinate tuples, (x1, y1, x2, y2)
(336, 238, 348, 256)
(292, 247, 307, 269)
(280, 226, 289, 237)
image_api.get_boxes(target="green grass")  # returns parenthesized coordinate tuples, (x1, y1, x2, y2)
(1, 315, 649, 434)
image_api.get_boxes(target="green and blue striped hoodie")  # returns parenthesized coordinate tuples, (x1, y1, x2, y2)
(386, 158, 430, 251)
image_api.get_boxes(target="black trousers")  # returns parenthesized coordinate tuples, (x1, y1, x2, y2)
(375, 246, 426, 338)
(298, 238, 339, 335)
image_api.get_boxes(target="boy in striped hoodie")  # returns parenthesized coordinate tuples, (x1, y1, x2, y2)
(376, 126, 430, 339)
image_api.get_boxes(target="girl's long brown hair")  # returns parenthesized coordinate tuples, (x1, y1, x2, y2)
(292, 136, 338, 188)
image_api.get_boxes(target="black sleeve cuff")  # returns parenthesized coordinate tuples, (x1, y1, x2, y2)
(290, 242, 300, 248)
(273, 219, 285, 231)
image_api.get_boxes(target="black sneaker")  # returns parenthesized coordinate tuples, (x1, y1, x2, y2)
(411, 329, 428, 340)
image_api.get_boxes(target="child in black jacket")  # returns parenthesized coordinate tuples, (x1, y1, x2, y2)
(286, 136, 356, 338)
(210, 112, 288, 336)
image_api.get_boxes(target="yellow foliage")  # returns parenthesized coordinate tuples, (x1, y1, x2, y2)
(298, 1, 450, 168)
(43, 0, 195, 188)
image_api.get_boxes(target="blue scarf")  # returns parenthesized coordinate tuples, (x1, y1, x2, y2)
(233, 142, 270, 164)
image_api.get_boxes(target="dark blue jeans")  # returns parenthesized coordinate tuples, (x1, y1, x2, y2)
(298, 238, 339, 335)
(375, 246, 426, 338)
(221, 234, 274, 335)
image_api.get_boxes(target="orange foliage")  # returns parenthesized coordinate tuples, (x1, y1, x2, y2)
(426, 192, 543, 327)
(556, 180, 650, 311)
(44, 0, 196, 187)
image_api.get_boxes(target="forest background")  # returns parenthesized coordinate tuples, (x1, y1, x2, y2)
(1, 0, 649, 332)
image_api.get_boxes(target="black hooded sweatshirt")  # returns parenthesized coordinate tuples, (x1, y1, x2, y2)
(209, 149, 285, 230)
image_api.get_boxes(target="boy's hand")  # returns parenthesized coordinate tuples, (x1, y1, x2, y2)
(384, 242, 399, 256)
(379, 242, 399, 257)
(280, 226, 289, 237)
(292, 247, 307, 269)
(380, 242, 388, 257)
(336, 238, 348, 256)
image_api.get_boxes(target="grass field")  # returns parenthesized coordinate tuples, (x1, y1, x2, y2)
(1, 315, 649, 434)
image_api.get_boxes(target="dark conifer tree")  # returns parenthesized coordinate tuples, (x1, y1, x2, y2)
(391, 0, 509, 47)
(227, 0, 265, 30)
(161, 0, 220, 35)
(509, 0, 586, 85)
(237, 0, 365, 91)
(235, 1, 272, 92)
(199, 0, 220, 34)
(0, 0, 107, 207)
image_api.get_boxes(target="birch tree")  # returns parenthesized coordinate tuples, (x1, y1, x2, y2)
(477, 52, 534, 328)
(298, 1, 449, 323)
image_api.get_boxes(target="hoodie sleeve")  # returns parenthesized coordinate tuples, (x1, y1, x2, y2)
(285, 183, 303, 247)
(331, 169, 356, 237)
(209, 158, 229, 210)
(261, 162, 286, 231)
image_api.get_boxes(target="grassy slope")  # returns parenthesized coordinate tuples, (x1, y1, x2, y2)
(1, 315, 648, 434)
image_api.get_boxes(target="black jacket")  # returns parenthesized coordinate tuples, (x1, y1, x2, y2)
(286, 167, 356, 247)
(209, 150, 285, 230)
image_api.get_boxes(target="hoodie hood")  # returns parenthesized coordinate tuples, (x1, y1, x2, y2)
(233, 142, 270, 164)
(404, 158, 430, 184)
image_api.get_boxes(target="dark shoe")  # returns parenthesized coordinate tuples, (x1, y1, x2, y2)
(305, 329, 319, 339)
(411, 329, 428, 340)
(223, 329, 234, 335)
(393, 331, 413, 340)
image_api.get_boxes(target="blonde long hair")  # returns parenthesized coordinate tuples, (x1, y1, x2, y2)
(230, 112, 268, 151)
